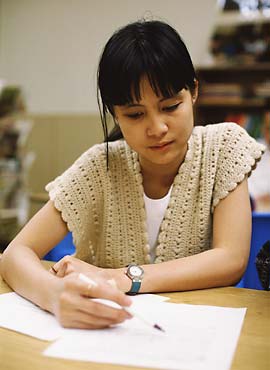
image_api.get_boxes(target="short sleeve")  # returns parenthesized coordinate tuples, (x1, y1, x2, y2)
(212, 122, 265, 210)
(45, 144, 105, 246)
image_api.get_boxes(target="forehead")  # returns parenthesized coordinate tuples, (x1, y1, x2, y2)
(138, 77, 159, 99)
(130, 77, 185, 104)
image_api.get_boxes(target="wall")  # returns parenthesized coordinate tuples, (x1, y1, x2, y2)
(0, 0, 2, 77)
(1, 0, 218, 113)
(0, 0, 219, 207)
(25, 114, 103, 192)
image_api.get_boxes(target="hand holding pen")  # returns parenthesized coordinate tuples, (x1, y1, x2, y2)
(49, 269, 132, 329)
(78, 273, 165, 332)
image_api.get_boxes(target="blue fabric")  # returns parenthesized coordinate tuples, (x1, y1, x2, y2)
(236, 212, 270, 290)
(43, 232, 75, 261)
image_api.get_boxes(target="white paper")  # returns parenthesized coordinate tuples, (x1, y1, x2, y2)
(0, 292, 167, 341)
(0, 292, 64, 340)
(44, 302, 246, 370)
(0, 292, 246, 370)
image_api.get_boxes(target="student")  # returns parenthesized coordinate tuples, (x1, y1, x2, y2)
(1, 19, 265, 329)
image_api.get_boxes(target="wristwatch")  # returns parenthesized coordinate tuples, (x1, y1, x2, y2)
(125, 263, 144, 295)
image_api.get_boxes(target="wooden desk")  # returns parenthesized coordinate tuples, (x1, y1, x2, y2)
(0, 273, 269, 370)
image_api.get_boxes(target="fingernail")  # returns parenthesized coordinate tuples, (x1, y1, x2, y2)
(51, 266, 57, 274)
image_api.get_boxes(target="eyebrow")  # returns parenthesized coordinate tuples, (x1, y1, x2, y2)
(124, 91, 184, 108)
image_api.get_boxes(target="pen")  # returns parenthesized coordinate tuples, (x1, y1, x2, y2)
(78, 273, 165, 332)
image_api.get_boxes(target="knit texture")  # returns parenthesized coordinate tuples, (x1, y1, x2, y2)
(45, 122, 265, 268)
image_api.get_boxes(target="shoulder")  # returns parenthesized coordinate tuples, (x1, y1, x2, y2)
(188, 123, 233, 156)
(75, 140, 127, 167)
(192, 122, 242, 138)
(191, 122, 265, 151)
(108, 139, 128, 156)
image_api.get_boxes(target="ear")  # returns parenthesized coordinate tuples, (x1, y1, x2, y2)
(192, 79, 199, 104)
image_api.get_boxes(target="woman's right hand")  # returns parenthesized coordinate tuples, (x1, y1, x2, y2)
(50, 272, 132, 329)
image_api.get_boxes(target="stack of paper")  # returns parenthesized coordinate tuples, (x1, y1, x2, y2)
(0, 292, 246, 370)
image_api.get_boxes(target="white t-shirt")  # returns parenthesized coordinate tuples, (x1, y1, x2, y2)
(248, 144, 270, 197)
(143, 186, 172, 262)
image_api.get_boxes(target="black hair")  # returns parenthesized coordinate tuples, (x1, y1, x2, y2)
(97, 19, 197, 144)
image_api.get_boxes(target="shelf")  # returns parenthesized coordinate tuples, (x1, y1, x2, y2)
(195, 63, 270, 124)
(196, 64, 270, 85)
(196, 63, 270, 72)
(216, 11, 270, 26)
(197, 99, 268, 109)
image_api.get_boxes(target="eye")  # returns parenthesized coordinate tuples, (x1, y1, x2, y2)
(125, 112, 144, 119)
(163, 103, 180, 112)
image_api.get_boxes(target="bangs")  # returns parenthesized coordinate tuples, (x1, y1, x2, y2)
(110, 56, 189, 106)
(98, 21, 196, 111)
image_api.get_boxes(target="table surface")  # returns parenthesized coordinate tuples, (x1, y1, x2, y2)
(0, 264, 269, 370)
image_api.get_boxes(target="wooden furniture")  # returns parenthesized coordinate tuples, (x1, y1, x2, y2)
(195, 63, 270, 124)
(0, 267, 269, 370)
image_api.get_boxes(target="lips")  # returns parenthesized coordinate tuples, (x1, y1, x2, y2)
(149, 141, 173, 149)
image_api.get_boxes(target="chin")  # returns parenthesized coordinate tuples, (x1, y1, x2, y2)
(148, 156, 177, 166)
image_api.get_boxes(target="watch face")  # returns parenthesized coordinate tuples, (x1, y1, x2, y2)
(129, 265, 143, 277)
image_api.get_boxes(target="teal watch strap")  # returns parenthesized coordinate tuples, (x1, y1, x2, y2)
(127, 280, 141, 295)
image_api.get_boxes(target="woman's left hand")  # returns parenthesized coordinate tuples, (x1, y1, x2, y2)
(50, 256, 131, 292)
(50, 256, 102, 278)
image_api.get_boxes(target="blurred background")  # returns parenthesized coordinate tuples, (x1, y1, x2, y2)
(0, 0, 269, 251)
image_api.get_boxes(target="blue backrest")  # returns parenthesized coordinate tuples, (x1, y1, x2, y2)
(43, 232, 75, 261)
(237, 212, 270, 290)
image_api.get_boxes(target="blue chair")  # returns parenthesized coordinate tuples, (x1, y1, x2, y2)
(43, 232, 75, 261)
(236, 212, 270, 290)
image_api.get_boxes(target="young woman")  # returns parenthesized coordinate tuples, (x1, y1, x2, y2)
(1, 20, 265, 329)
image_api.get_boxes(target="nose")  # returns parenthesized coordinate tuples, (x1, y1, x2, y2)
(146, 114, 168, 137)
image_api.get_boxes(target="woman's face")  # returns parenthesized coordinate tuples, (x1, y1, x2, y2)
(114, 77, 197, 173)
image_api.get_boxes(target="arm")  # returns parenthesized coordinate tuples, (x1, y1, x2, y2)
(50, 179, 251, 293)
(0, 200, 131, 327)
(1, 200, 69, 310)
(113, 178, 251, 292)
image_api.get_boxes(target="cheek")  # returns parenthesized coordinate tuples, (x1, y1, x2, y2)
(118, 123, 142, 146)
(175, 105, 194, 126)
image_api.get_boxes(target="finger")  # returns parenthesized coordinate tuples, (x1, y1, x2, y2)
(53, 255, 74, 275)
(63, 318, 115, 330)
(65, 289, 130, 321)
(75, 274, 131, 307)
(92, 276, 132, 307)
(58, 293, 128, 327)
(64, 264, 75, 276)
(49, 266, 57, 275)
(58, 309, 118, 329)
(53, 260, 68, 277)
(79, 299, 130, 321)
(65, 276, 131, 319)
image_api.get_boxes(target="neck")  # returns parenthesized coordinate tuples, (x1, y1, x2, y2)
(140, 161, 179, 186)
(139, 144, 187, 184)
(139, 146, 187, 199)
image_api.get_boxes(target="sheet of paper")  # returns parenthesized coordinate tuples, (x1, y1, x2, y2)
(0, 291, 246, 370)
(0, 292, 64, 340)
(44, 302, 246, 370)
(0, 292, 167, 341)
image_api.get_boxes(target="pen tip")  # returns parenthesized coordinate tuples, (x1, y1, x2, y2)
(154, 324, 165, 332)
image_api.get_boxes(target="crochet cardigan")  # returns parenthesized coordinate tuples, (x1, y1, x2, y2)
(46, 122, 265, 268)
